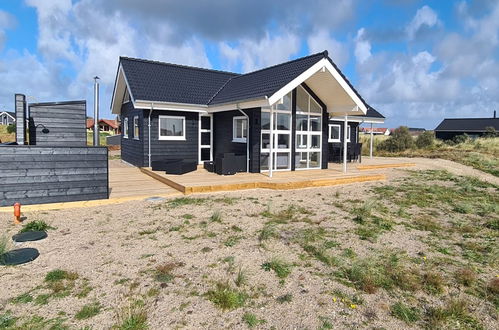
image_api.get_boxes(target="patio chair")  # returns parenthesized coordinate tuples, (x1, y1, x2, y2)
(215, 153, 246, 175)
(151, 159, 197, 175)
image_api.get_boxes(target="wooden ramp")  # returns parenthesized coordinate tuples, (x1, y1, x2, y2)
(140, 167, 386, 194)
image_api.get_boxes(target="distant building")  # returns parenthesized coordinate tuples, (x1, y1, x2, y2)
(360, 127, 390, 135)
(0, 111, 15, 125)
(434, 112, 499, 140)
(87, 118, 120, 135)
(406, 127, 426, 136)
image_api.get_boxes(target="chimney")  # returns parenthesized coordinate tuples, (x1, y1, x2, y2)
(15, 94, 26, 145)
(494, 110, 496, 119)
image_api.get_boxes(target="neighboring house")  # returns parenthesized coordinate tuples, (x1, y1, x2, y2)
(87, 118, 121, 135)
(360, 127, 390, 135)
(407, 127, 426, 136)
(435, 114, 499, 140)
(110, 51, 376, 174)
(0, 111, 15, 125)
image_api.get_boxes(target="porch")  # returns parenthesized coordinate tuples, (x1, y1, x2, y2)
(139, 159, 415, 195)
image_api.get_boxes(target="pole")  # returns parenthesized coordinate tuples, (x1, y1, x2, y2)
(343, 114, 348, 173)
(370, 122, 374, 159)
(93, 76, 100, 146)
(269, 106, 274, 178)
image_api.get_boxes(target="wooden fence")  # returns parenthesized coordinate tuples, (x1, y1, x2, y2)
(0, 146, 108, 206)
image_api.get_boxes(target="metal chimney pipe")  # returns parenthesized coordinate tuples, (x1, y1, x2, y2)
(494, 110, 496, 119)
(93, 76, 100, 146)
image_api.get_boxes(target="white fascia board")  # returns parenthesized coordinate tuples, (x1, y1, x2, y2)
(207, 98, 269, 113)
(134, 100, 207, 113)
(0, 111, 15, 120)
(111, 65, 136, 115)
(268, 58, 367, 113)
(330, 116, 385, 124)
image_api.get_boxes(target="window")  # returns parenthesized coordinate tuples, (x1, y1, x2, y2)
(159, 115, 185, 140)
(328, 124, 340, 142)
(233, 116, 247, 143)
(133, 116, 139, 140)
(347, 125, 351, 142)
(123, 117, 129, 138)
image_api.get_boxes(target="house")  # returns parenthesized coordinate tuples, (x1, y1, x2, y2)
(0, 111, 15, 125)
(435, 113, 499, 140)
(87, 118, 120, 135)
(110, 51, 379, 175)
(360, 127, 390, 135)
(407, 127, 426, 136)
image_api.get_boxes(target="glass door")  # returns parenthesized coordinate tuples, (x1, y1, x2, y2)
(295, 86, 322, 169)
(199, 114, 212, 163)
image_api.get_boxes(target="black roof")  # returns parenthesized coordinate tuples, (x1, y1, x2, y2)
(120, 57, 238, 105)
(360, 106, 384, 119)
(435, 118, 499, 132)
(119, 51, 368, 109)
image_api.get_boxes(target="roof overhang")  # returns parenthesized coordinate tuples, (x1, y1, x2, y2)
(267, 58, 367, 115)
(330, 115, 385, 124)
(111, 64, 135, 115)
(0, 111, 15, 120)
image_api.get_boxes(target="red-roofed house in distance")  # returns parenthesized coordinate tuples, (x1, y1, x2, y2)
(87, 118, 121, 135)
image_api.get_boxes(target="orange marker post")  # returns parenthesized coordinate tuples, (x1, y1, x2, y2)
(13, 203, 21, 224)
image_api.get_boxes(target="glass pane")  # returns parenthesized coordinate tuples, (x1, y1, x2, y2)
(276, 152, 289, 170)
(310, 116, 321, 131)
(277, 134, 290, 149)
(296, 134, 307, 149)
(242, 120, 247, 138)
(261, 112, 270, 130)
(260, 153, 269, 171)
(296, 114, 308, 131)
(201, 132, 210, 146)
(235, 119, 243, 138)
(276, 113, 290, 130)
(261, 133, 270, 149)
(160, 117, 183, 137)
(310, 98, 322, 113)
(295, 152, 308, 168)
(201, 148, 211, 161)
(274, 92, 292, 111)
(311, 135, 321, 149)
(309, 152, 320, 168)
(201, 116, 211, 130)
(296, 86, 308, 112)
(330, 126, 340, 140)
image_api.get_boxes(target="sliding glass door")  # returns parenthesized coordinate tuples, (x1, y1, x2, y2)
(295, 86, 322, 169)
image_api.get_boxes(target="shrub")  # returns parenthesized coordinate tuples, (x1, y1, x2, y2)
(20, 220, 54, 233)
(206, 282, 247, 310)
(415, 131, 435, 148)
(378, 126, 415, 152)
(242, 313, 265, 328)
(6, 124, 16, 134)
(453, 133, 469, 144)
(483, 126, 498, 138)
(454, 268, 477, 287)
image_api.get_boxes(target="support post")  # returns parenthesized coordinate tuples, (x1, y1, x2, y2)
(93, 76, 100, 146)
(370, 122, 374, 159)
(269, 106, 274, 178)
(343, 114, 348, 173)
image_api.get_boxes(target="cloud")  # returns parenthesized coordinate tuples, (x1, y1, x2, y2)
(0, 10, 17, 51)
(406, 5, 440, 40)
(354, 28, 371, 64)
(307, 29, 348, 68)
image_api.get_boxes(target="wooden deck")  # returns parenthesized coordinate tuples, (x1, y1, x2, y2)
(140, 166, 386, 194)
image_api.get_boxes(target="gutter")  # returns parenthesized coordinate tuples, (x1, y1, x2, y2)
(236, 104, 250, 173)
(148, 103, 153, 167)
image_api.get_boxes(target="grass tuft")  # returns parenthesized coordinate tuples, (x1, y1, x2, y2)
(261, 258, 292, 279)
(390, 302, 420, 324)
(75, 302, 101, 320)
(242, 312, 265, 328)
(206, 282, 247, 310)
(114, 299, 148, 330)
(20, 220, 55, 233)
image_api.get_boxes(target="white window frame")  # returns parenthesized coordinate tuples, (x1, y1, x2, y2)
(133, 116, 139, 140)
(123, 117, 129, 138)
(347, 125, 351, 142)
(232, 116, 247, 143)
(295, 86, 322, 170)
(158, 115, 186, 141)
(328, 124, 341, 142)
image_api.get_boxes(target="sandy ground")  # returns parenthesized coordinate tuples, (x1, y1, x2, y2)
(0, 158, 497, 329)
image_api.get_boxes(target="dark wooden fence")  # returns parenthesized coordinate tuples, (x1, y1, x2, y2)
(0, 146, 108, 206)
(29, 101, 86, 146)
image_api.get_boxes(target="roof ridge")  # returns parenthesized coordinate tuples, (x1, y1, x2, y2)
(119, 56, 239, 76)
(228, 51, 328, 81)
(443, 117, 499, 120)
(207, 76, 236, 105)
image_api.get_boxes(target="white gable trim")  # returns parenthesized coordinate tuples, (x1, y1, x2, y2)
(267, 58, 367, 113)
(111, 64, 136, 114)
(0, 111, 15, 120)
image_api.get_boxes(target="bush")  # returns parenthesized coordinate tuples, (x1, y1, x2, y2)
(415, 131, 435, 149)
(378, 126, 415, 152)
(453, 133, 469, 144)
(484, 126, 498, 138)
(6, 124, 15, 134)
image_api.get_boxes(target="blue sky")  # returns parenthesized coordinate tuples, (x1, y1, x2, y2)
(0, 0, 498, 129)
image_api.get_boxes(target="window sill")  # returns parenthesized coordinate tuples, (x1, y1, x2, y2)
(232, 139, 247, 143)
(328, 139, 340, 143)
(123, 136, 128, 139)
(159, 137, 186, 141)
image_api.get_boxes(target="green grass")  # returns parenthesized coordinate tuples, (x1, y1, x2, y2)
(75, 302, 101, 320)
(235, 268, 247, 287)
(19, 220, 55, 233)
(10, 292, 33, 304)
(0, 312, 17, 328)
(276, 293, 293, 304)
(223, 236, 241, 247)
(0, 236, 9, 263)
(167, 197, 208, 208)
(45, 269, 78, 282)
(391, 302, 420, 324)
(210, 210, 222, 223)
(261, 258, 292, 279)
(242, 312, 265, 328)
(206, 282, 247, 310)
(425, 299, 482, 329)
(114, 299, 148, 330)
(153, 262, 182, 283)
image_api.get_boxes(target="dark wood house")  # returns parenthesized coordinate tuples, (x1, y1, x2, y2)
(0, 111, 15, 125)
(111, 51, 379, 175)
(435, 115, 499, 140)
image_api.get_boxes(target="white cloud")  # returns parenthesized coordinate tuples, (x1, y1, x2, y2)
(354, 28, 371, 64)
(219, 31, 301, 73)
(406, 5, 440, 39)
(307, 29, 348, 68)
(0, 10, 16, 51)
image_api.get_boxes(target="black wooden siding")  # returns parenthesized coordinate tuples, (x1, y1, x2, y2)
(212, 108, 260, 173)
(29, 101, 86, 146)
(0, 146, 108, 206)
(120, 102, 144, 166)
(327, 120, 360, 161)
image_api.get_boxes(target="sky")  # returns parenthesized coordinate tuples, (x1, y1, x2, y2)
(0, 0, 498, 129)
